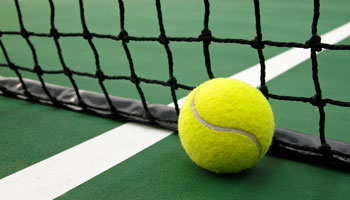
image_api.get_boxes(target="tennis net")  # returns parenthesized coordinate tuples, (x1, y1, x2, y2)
(0, 0, 350, 169)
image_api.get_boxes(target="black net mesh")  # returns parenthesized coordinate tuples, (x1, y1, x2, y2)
(0, 0, 350, 169)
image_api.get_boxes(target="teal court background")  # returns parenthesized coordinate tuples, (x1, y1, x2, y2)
(0, 0, 349, 199)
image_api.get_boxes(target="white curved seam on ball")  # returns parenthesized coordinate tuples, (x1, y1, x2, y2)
(191, 90, 262, 157)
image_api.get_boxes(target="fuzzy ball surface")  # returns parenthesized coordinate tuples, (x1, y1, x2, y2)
(178, 78, 274, 174)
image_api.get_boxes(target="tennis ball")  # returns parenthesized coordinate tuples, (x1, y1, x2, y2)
(178, 78, 274, 174)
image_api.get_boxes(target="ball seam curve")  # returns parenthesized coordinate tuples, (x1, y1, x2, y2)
(191, 89, 262, 157)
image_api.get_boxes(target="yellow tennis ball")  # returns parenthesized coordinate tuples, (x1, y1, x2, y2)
(178, 78, 274, 174)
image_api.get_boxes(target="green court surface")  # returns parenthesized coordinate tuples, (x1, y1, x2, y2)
(1, 0, 350, 199)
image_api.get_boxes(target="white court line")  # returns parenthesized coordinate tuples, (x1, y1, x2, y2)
(0, 23, 349, 200)
(174, 23, 350, 108)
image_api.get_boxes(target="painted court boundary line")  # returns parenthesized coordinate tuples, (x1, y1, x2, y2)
(0, 23, 349, 200)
